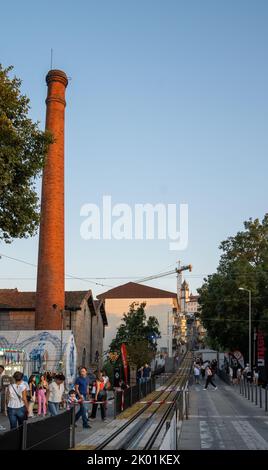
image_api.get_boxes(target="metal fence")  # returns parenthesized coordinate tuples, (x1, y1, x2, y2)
(114, 378, 156, 416)
(235, 379, 268, 412)
(0, 410, 72, 450)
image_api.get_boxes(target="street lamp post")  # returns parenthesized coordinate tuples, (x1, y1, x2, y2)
(239, 287, 252, 371)
(52, 304, 64, 371)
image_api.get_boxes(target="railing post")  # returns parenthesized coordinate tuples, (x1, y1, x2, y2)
(259, 386, 262, 408)
(185, 389, 189, 420)
(114, 390, 117, 418)
(130, 386, 133, 406)
(70, 404, 76, 449)
(22, 419, 28, 450)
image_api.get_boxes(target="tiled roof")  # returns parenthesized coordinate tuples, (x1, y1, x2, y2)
(0, 289, 35, 309)
(0, 289, 93, 310)
(97, 282, 177, 300)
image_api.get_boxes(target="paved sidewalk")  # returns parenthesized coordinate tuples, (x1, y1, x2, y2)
(178, 377, 268, 450)
(0, 399, 115, 445)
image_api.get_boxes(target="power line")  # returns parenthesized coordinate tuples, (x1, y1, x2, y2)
(0, 253, 112, 288)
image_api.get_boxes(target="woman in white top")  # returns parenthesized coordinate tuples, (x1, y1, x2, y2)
(46, 374, 65, 416)
(7, 371, 29, 429)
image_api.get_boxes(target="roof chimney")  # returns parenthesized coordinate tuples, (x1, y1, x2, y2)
(35, 70, 68, 330)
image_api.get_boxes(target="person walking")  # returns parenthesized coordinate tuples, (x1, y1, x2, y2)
(6, 371, 29, 429)
(200, 363, 206, 381)
(90, 372, 107, 422)
(47, 373, 65, 416)
(74, 367, 91, 428)
(28, 375, 37, 418)
(194, 364, 200, 384)
(37, 374, 48, 416)
(203, 364, 217, 390)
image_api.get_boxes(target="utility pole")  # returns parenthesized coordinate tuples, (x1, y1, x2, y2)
(239, 288, 252, 370)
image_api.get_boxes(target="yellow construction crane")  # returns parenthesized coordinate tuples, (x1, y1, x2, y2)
(136, 261, 192, 309)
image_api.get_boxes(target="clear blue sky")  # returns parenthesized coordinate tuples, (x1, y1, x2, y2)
(0, 0, 267, 296)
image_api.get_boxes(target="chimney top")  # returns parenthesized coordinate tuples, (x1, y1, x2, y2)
(46, 69, 68, 87)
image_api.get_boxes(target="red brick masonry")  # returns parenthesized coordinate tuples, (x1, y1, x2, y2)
(35, 70, 68, 330)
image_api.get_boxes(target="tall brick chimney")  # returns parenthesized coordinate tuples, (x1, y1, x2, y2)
(35, 70, 68, 330)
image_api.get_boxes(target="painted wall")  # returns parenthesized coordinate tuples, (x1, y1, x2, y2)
(0, 330, 77, 385)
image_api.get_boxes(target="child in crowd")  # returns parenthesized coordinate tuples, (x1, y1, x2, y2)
(67, 389, 82, 410)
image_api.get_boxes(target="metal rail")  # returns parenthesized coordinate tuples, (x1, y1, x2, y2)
(94, 353, 192, 450)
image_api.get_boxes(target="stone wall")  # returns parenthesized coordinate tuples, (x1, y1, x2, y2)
(64, 299, 92, 369)
(91, 309, 104, 366)
(0, 304, 105, 369)
(0, 311, 35, 330)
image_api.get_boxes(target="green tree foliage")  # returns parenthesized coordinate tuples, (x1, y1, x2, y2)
(127, 340, 154, 369)
(198, 215, 268, 358)
(109, 302, 160, 367)
(0, 65, 52, 242)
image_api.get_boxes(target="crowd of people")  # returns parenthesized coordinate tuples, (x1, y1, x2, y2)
(0, 364, 112, 430)
(193, 358, 218, 390)
(0, 360, 158, 432)
(137, 363, 152, 383)
(224, 363, 260, 385)
(193, 357, 262, 391)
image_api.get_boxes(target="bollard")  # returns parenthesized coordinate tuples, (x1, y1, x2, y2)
(265, 387, 268, 412)
(251, 383, 254, 402)
(239, 380, 242, 394)
(247, 381, 250, 400)
(259, 386, 262, 408)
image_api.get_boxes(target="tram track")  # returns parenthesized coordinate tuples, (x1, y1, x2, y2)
(94, 352, 192, 450)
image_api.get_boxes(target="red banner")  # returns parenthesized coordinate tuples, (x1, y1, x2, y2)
(121, 343, 128, 384)
(257, 331, 265, 367)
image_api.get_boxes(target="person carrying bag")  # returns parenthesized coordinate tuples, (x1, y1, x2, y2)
(6, 371, 29, 429)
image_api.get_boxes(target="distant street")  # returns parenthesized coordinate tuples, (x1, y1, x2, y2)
(179, 379, 268, 450)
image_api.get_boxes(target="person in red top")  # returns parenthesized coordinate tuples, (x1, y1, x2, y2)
(90, 372, 107, 422)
